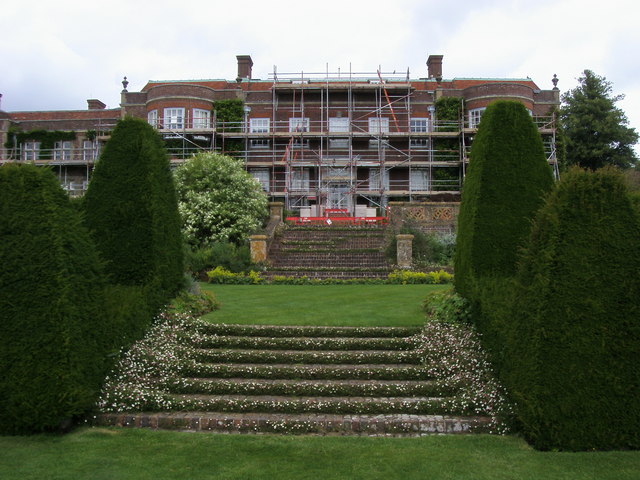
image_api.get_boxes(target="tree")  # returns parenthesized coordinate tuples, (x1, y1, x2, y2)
(561, 70, 638, 170)
(506, 167, 640, 450)
(84, 117, 184, 300)
(454, 101, 554, 300)
(0, 164, 108, 433)
(174, 152, 268, 248)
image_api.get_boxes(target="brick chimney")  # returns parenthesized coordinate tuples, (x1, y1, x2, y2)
(236, 55, 253, 81)
(87, 99, 106, 110)
(427, 55, 443, 81)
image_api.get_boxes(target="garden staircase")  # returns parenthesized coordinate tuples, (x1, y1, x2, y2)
(96, 323, 494, 435)
(265, 224, 392, 280)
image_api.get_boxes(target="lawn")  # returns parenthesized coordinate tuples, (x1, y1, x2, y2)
(1, 429, 639, 480)
(4, 284, 638, 478)
(199, 283, 447, 326)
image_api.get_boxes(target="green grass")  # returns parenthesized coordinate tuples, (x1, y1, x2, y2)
(1, 428, 638, 480)
(199, 283, 447, 326)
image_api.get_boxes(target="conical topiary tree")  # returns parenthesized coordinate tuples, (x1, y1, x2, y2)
(505, 167, 640, 451)
(454, 100, 554, 300)
(83, 117, 184, 302)
(0, 164, 108, 434)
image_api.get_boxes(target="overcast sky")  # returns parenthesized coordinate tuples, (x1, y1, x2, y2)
(2, 0, 639, 138)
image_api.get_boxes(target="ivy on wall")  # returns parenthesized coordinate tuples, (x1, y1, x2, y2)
(213, 99, 244, 132)
(5, 128, 77, 160)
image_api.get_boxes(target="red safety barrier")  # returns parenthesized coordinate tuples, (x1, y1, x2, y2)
(285, 216, 389, 226)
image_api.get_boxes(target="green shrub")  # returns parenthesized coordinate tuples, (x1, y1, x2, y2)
(102, 285, 155, 349)
(506, 167, 640, 450)
(169, 290, 221, 316)
(184, 241, 252, 275)
(422, 289, 471, 325)
(386, 224, 456, 267)
(454, 101, 554, 300)
(207, 266, 261, 284)
(0, 164, 108, 434)
(387, 269, 452, 285)
(84, 117, 184, 302)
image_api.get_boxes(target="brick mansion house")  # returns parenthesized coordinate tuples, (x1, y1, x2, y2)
(0, 55, 560, 214)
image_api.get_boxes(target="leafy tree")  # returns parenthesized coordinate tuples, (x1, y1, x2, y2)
(506, 167, 640, 450)
(174, 152, 268, 248)
(84, 117, 184, 300)
(561, 70, 638, 170)
(0, 164, 108, 434)
(454, 101, 554, 300)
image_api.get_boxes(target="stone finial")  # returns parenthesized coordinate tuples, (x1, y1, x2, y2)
(552, 74, 559, 90)
(122, 76, 129, 92)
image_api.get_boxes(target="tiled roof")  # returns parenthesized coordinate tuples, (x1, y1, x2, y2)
(9, 109, 121, 122)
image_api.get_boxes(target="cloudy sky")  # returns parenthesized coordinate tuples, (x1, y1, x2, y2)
(2, 0, 639, 136)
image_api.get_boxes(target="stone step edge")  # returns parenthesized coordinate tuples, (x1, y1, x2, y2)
(198, 324, 421, 337)
(93, 412, 492, 436)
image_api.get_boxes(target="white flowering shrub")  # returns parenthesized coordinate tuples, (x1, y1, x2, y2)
(412, 323, 514, 433)
(174, 153, 268, 247)
(97, 312, 206, 412)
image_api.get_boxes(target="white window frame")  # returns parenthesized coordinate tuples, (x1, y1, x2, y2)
(54, 141, 73, 161)
(147, 109, 158, 128)
(250, 139, 270, 149)
(164, 108, 185, 129)
(410, 118, 429, 149)
(329, 117, 350, 133)
(249, 168, 270, 192)
(410, 169, 430, 191)
(22, 141, 41, 161)
(250, 118, 270, 133)
(410, 118, 429, 133)
(192, 109, 211, 129)
(468, 108, 486, 129)
(83, 140, 100, 161)
(368, 117, 389, 135)
(289, 117, 309, 133)
(291, 168, 310, 190)
(329, 138, 349, 149)
(368, 168, 389, 191)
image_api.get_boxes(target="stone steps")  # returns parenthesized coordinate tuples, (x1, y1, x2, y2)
(169, 378, 451, 397)
(193, 348, 422, 364)
(267, 224, 392, 279)
(94, 323, 496, 436)
(188, 362, 433, 380)
(96, 412, 493, 435)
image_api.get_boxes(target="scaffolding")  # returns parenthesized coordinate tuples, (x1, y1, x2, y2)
(263, 65, 444, 214)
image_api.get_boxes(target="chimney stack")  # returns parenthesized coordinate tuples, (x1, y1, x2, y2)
(87, 99, 107, 110)
(237, 55, 254, 81)
(427, 55, 443, 81)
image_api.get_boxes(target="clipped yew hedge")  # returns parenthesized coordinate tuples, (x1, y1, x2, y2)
(0, 164, 108, 434)
(454, 100, 554, 300)
(83, 117, 183, 304)
(506, 168, 640, 450)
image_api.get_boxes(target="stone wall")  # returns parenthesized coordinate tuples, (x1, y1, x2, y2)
(388, 201, 459, 233)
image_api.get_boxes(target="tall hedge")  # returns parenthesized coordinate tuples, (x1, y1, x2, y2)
(505, 167, 640, 451)
(83, 117, 183, 302)
(454, 101, 554, 300)
(0, 164, 107, 434)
